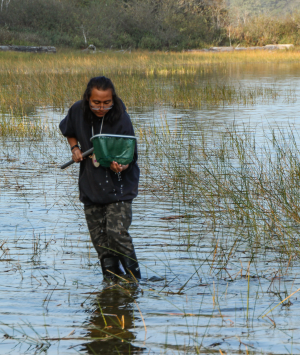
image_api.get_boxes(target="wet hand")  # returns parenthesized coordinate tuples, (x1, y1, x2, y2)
(110, 161, 129, 173)
(72, 147, 83, 163)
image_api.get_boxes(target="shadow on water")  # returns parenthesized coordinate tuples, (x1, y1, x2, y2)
(79, 285, 146, 354)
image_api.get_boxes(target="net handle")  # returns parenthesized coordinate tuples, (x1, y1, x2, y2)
(60, 147, 94, 169)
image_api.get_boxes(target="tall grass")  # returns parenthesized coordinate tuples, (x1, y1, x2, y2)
(0, 50, 299, 137)
(140, 121, 300, 261)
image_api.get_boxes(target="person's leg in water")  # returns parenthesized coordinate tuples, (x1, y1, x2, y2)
(84, 204, 124, 280)
(106, 201, 141, 279)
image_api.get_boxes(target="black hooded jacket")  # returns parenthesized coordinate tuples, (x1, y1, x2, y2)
(59, 100, 140, 205)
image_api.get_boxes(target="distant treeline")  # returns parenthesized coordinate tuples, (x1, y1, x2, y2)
(0, 0, 299, 50)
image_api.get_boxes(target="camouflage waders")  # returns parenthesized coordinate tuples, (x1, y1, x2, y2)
(85, 201, 141, 279)
(84, 201, 135, 260)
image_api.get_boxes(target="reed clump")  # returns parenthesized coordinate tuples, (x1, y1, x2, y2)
(0, 113, 46, 138)
(140, 122, 300, 259)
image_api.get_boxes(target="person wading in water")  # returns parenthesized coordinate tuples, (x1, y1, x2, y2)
(59, 76, 141, 281)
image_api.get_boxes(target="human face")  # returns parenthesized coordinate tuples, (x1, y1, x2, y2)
(89, 88, 113, 117)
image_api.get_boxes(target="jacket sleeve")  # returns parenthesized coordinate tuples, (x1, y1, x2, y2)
(59, 105, 77, 138)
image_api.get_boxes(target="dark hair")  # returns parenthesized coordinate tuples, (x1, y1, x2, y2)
(82, 76, 123, 125)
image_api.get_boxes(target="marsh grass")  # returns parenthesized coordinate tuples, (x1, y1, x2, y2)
(0, 69, 281, 116)
(0, 114, 49, 138)
(0, 50, 299, 131)
(2, 50, 300, 74)
(140, 121, 300, 263)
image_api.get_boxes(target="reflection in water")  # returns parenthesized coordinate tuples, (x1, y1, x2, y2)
(80, 284, 145, 354)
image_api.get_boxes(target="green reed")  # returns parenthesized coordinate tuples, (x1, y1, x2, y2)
(139, 121, 300, 262)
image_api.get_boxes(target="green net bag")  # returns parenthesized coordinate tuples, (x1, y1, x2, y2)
(90, 134, 137, 168)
